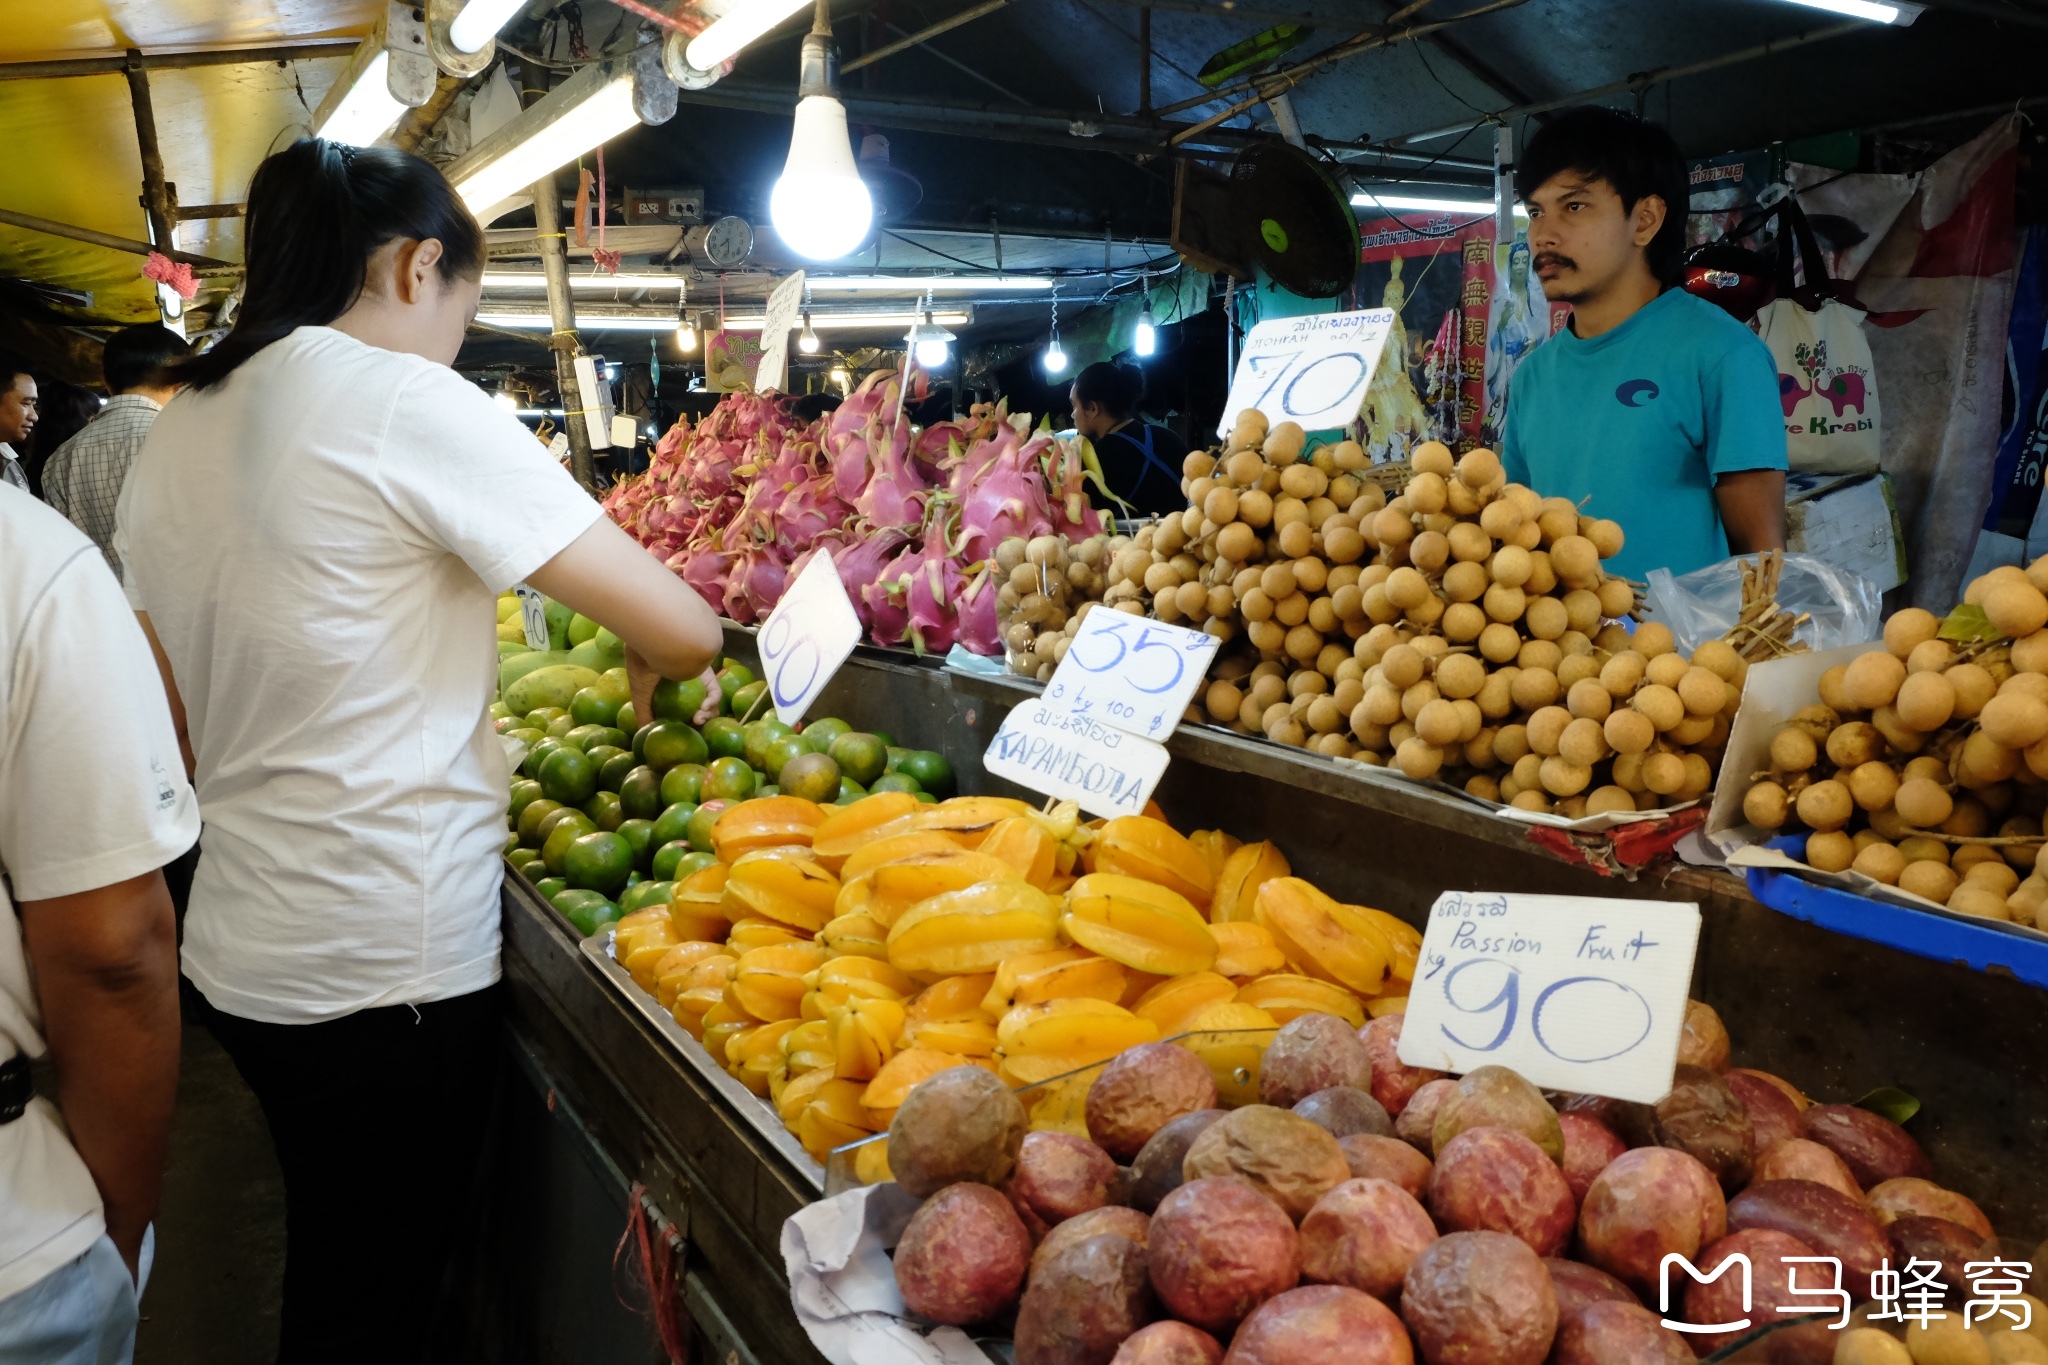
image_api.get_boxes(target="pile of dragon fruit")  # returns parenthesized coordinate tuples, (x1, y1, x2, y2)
(600, 370, 1106, 655)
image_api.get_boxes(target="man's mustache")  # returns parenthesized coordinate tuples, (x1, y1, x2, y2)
(1533, 253, 1575, 272)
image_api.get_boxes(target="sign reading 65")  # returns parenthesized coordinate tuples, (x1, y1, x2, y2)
(1040, 611, 1219, 744)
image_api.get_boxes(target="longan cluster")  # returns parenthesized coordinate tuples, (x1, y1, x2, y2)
(996, 533, 1127, 680)
(1743, 561, 2048, 925)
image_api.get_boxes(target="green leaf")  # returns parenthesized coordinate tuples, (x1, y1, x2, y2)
(1853, 1085, 1921, 1126)
(1937, 604, 2000, 643)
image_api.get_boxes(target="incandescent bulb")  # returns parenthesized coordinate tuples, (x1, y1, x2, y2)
(915, 337, 950, 369)
(770, 96, 873, 261)
(1134, 301, 1157, 358)
(1043, 339, 1067, 374)
(493, 389, 519, 412)
(798, 312, 820, 353)
(676, 318, 697, 352)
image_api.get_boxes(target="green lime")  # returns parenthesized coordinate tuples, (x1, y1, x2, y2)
(757, 785, 779, 798)
(533, 804, 584, 846)
(619, 766, 664, 821)
(870, 772, 923, 795)
(563, 830, 634, 895)
(561, 723, 612, 752)
(521, 736, 564, 779)
(742, 719, 794, 771)
(779, 751, 842, 803)
(914, 790, 937, 803)
(489, 701, 514, 722)
(869, 730, 897, 748)
(685, 799, 731, 852)
(597, 749, 639, 792)
(526, 707, 569, 730)
(615, 700, 638, 735)
(509, 779, 545, 824)
(568, 612, 601, 647)
(731, 679, 770, 721)
(624, 869, 644, 890)
(716, 661, 756, 698)
(828, 732, 888, 785)
(517, 798, 564, 846)
(503, 830, 521, 856)
(534, 876, 567, 901)
(505, 726, 546, 750)
(582, 790, 624, 831)
(651, 839, 692, 881)
(803, 717, 852, 749)
(642, 721, 710, 772)
(615, 817, 657, 869)
(569, 686, 624, 728)
(518, 859, 550, 885)
(883, 746, 908, 773)
(542, 811, 599, 874)
(701, 757, 757, 803)
(837, 777, 867, 801)
(660, 764, 706, 807)
(651, 802, 698, 849)
(604, 666, 629, 689)
(652, 675, 710, 722)
(702, 717, 747, 760)
(538, 747, 598, 806)
(546, 715, 578, 740)
(674, 850, 719, 881)
(896, 750, 955, 797)
(765, 733, 813, 783)
(620, 880, 673, 913)
(553, 888, 620, 936)
(508, 846, 542, 871)
(495, 714, 526, 735)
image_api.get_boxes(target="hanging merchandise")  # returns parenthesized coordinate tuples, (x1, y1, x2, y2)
(1755, 194, 1884, 477)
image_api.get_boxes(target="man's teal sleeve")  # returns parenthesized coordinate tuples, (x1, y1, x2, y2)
(1705, 337, 1790, 477)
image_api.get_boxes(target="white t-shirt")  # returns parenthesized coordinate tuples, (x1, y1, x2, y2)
(116, 326, 601, 1024)
(0, 487, 200, 1302)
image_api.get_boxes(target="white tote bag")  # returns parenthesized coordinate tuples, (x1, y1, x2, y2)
(1759, 295, 1883, 475)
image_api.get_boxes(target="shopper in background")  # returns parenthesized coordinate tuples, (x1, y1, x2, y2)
(0, 354, 38, 491)
(1501, 107, 1786, 580)
(115, 139, 724, 1365)
(19, 381, 99, 502)
(0, 483, 198, 1363)
(44, 326, 190, 580)
(1069, 360, 1189, 518)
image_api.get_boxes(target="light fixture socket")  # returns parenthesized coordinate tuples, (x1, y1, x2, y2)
(797, 30, 841, 100)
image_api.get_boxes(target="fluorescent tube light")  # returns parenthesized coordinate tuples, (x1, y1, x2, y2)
(806, 275, 1055, 292)
(687, 0, 813, 70)
(481, 271, 684, 290)
(446, 59, 639, 212)
(316, 49, 409, 147)
(449, 0, 528, 53)
(1351, 191, 1529, 218)
(475, 309, 970, 331)
(1772, 0, 1921, 22)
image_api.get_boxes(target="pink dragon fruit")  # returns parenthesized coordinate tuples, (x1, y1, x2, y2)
(954, 562, 1002, 656)
(723, 546, 789, 625)
(947, 424, 1058, 567)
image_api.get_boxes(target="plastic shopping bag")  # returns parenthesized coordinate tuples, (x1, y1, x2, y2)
(1645, 553, 1883, 656)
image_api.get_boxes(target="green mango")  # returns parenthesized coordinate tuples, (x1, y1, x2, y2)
(544, 599, 574, 652)
(499, 649, 573, 696)
(498, 640, 532, 660)
(568, 633, 626, 673)
(568, 613, 601, 646)
(504, 663, 602, 716)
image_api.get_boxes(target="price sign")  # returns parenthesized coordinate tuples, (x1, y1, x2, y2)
(983, 696, 1170, 819)
(1217, 308, 1397, 438)
(754, 269, 807, 395)
(513, 582, 551, 650)
(1041, 611, 1220, 743)
(758, 548, 862, 725)
(1397, 892, 1703, 1104)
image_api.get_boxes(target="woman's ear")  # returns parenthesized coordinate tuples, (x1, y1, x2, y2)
(393, 237, 448, 305)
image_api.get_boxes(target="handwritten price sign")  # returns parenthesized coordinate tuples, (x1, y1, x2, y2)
(513, 583, 551, 650)
(1217, 309, 1397, 438)
(1397, 892, 1703, 1104)
(757, 549, 862, 726)
(1042, 611, 1220, 743)
(983, 696, 1170, 819)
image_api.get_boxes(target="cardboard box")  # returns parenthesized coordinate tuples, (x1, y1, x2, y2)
(1786, 471, 1906, 593)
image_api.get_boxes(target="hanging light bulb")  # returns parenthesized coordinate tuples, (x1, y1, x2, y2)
(676, 303, 698, 353)
(1043, 289, 1067, 374)
(798, 310, 821, 353)
(908, 298, 954, 370)
(769, 7, 874, 261)
(1134, 273, 1157, 358)
(493, 386, 519, 413)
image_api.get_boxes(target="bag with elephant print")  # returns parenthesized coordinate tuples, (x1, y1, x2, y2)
(1755, 193, 1883, 475)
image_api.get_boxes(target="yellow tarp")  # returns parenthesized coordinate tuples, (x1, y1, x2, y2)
(0, 1, 377, 323)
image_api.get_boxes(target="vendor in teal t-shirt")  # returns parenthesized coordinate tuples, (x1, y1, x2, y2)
(1501, 108, 1786, 581)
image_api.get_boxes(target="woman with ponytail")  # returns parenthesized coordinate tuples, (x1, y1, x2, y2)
(114, 140, 724, 1362)
(1068, 361, 1189, 517)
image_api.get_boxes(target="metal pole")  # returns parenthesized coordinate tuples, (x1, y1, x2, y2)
(842, 0, 1014, 72)
(1223, 276, 1237, 382)
(0, 205, 228, 267)
(1138, 6, 1151, 115)
(533, 169, 596, 491)
(123, 53, 176, 253)
(0, 39, 355, 81)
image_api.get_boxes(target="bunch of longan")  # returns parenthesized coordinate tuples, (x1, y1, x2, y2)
(1742, 561, 2048, 925)
(996, 532, 1125, 680)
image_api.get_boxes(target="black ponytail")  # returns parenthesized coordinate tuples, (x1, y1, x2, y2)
(1072, 361, 1145, 419)
(181, 139, 485, 390)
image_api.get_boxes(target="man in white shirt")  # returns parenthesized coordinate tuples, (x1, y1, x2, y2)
(0, 483, 199, 1362)
(0, 354, 38, 491)
(44, 327, 190, 581)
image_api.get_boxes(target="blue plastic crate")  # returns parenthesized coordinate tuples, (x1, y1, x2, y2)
(1744, 836, 2048, 989)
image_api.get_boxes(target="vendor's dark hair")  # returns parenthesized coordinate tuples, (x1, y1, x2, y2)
(0, 351, 31, 388)
(180, 139, 485, 390)
(104, 324, 191, 391)
(1516, 107, 1689, 287)
(1073, 361, 1144, 418)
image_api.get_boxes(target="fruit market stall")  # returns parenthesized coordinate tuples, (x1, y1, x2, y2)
(494, 618, 2048, 1364)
